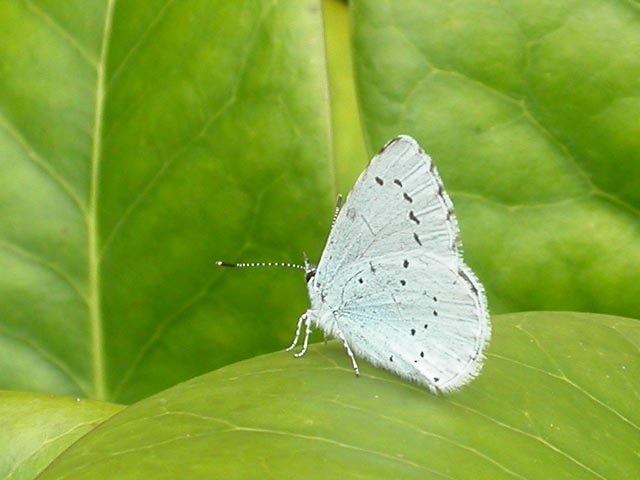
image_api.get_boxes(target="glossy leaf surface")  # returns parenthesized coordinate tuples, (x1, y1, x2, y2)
(0, 0, 332, 403)
(38, 313, 640, 479)
(352, 0, 640, 317)
(0, 391, 121, 479)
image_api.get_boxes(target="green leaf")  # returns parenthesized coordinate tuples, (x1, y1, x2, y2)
(0, 1, 332, 402)
(352, 0, 640, 318)
(3, 14, 640, 480)
(37, 312, 640, 479)
(0, 391, 122, 480)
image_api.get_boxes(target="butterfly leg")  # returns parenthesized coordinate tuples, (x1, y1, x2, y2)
(286, 312, 308, 352)
(293, 314, 312, 358)
(335, 326, 360, 376)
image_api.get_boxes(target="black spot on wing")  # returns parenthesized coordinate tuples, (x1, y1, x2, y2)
(409, 211, 420, 224)
(413, 233, 422, 246)
(403, 192, 413, 203)
(375, 176, 384, 185)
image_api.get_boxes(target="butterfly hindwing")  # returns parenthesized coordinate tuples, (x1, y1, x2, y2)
(320, 251, 489, 392)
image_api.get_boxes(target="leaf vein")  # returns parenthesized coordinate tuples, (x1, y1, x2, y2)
(23, 0, 98, 65)
(0, 113, 86, 214)
(106, 0, 179, 91)
(0, 328, 88, 395)
(0, 239, 88, 304)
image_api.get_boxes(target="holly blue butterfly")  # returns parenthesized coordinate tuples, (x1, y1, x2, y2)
(218, 135, 490, 393)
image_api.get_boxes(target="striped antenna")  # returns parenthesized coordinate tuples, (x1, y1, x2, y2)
(331, 194, 343, 229)
(216, 261, 306, 271)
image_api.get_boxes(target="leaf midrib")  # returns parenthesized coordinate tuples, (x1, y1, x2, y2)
(88, 0, 116, 401)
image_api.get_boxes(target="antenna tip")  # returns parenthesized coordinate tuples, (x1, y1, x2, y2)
(216, 261, 235, 267)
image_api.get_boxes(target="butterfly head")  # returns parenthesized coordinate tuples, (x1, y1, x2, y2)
(303, 252, 317, 283)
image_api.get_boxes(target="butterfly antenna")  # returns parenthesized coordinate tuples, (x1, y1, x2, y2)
(216, 261, 306, 271)
(331, 194, 343, 229)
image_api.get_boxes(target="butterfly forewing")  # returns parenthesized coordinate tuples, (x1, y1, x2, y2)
(315, 136, 460, 289)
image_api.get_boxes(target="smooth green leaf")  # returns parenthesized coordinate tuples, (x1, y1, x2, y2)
(0, 1, 332, 402)
(0, 391, 122, 480)
(38, 313, 640, 479)
(352, 0, 640, 318)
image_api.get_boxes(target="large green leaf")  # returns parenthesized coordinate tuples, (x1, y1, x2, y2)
(35, 312, 640, 479)
(0, 1, 332, 403)
(2, 9, 640, 480)
(352, 0, 640, 318)
(0, 391, 121, 479)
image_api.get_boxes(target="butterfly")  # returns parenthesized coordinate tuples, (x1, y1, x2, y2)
(218, 135, 490, 393)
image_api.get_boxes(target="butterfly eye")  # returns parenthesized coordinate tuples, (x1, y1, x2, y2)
(305, 269, 316, 282)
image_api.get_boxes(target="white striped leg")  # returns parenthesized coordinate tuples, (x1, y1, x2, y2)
(286, 312, 308, 352)
(293, 314, 312, 358)
(335, 326, 360, 376)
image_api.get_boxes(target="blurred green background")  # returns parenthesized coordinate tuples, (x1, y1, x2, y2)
(0, 0, 638, 405)
(1, 1, 639, 478)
